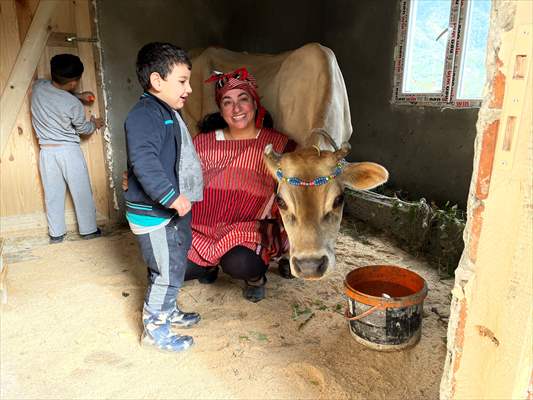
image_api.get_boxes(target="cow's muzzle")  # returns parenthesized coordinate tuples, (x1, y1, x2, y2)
(291, 255, 329, 280)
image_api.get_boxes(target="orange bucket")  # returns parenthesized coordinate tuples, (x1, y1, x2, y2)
(344, 265, 428, 351)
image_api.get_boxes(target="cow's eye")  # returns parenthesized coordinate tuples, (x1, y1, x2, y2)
(276, 195, 288, 210)
(333, 194, 345, 209)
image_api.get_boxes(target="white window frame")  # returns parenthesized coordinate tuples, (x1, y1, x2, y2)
(392, 0, 491, 108)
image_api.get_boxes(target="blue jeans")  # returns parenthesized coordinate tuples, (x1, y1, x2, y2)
(136, 213, 192, 312)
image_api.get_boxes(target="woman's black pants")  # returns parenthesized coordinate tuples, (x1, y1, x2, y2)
(185, 246, 267, 282)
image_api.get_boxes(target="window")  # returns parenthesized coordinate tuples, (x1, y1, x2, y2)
(392, 0, 492, 108)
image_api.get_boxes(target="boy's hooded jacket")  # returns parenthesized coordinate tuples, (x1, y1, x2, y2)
(124, 92, 182, 219)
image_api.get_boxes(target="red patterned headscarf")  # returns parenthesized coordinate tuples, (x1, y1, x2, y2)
(205, 67, 267, 129)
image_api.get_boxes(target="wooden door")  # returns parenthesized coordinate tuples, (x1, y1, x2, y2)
(0, 0, 110, 236)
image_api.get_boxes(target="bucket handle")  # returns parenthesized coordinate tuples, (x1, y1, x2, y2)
(344, 304, 382, 321)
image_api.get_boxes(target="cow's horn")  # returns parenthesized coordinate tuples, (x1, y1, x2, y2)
(310, 128, 339, 151)
(264, 144, 282, 162)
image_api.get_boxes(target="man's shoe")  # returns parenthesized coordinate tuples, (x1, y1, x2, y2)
(142, 309, 194, 352)
(243, 275, 267, 303)
(168, 307, 201, 328)
(81, 228, 102, 240)
(49, 234, 65, 244)
(198, 267, 218, 284)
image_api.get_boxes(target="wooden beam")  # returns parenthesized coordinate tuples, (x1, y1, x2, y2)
(0, 0, 59, 158)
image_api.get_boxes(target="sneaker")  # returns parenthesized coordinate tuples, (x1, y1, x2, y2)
(198, 267, 218, 284)
(141, 310, 194, 352)
(168, 307, 201, 328)
(49, 234, 65, 244)
(243, 275, 267, 303)
(81, 228, 102, 240)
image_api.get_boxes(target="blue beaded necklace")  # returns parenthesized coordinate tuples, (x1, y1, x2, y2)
(275, 159, 347, 186)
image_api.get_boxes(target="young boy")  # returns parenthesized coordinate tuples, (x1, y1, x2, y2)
(31, 53, 104, 244)
(124, 42, 203, 352)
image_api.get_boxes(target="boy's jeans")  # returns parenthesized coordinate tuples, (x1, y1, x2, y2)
(136, 213, 192, 312)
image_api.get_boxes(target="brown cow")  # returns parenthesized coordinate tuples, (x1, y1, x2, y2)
(264, 141, 388, 280)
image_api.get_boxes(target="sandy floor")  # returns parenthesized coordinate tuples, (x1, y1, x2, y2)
(0, 218, 452, 400)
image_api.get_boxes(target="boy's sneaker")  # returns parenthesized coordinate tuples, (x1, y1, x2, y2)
(168, 307, 201, 328)
(49, 234, 65, 244)
(141, 310, 193, 352)
(81, 228, 102, 240)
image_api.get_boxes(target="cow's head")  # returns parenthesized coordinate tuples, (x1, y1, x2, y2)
(264, 142, 388, 280)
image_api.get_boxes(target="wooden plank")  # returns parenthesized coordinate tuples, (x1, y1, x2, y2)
(0, 209, 108, 237)
(0, 0, 59, 158)
(50, 0, 75, 33)
(0, 1, 20, 94)
(74, 0, 110, 221)
(14, 0, 39, 42)
(0, 0, 44, 218)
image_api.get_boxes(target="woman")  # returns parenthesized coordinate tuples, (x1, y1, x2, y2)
(185, 68, 294, 302)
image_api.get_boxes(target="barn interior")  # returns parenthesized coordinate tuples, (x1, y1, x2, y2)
(0, 1, 531, 399)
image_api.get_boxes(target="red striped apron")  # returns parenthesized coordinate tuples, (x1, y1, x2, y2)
(188, 128, 289, 266)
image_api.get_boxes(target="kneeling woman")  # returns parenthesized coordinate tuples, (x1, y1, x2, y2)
(186, 68, 293, 302)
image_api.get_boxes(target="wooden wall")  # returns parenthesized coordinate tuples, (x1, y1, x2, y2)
(0, 0, 110, 236)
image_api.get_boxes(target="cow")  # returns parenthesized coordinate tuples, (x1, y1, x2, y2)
(183, 44, 388, 279)
(264, 138, 388, 280)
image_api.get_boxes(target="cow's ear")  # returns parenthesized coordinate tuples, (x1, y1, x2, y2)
(339, 162, 389, 190)
(264, 144, 282, 177)
(334, 142, 351, 160)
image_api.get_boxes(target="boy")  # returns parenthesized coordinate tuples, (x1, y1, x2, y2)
(31, 53, 104, 244)
(124, 42, 203, 352)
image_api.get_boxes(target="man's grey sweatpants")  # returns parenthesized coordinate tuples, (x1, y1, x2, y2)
(136, 213, 192, 313)
(39, 144, 97, 237)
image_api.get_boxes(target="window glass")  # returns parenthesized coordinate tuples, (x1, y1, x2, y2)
(456, 0, 491, 99)
(403, 0, 452, 93)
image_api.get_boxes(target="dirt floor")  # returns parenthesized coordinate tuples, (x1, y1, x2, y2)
(0, 218, 452, 400)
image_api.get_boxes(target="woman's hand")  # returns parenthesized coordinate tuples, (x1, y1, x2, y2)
(122, 171, 128, 191)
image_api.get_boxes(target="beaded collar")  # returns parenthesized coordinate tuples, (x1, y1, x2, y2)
(275, 160, 347, 186)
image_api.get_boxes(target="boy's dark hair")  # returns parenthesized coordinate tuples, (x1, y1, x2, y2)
(197, 111, 274, 133)
(136, 42, 192, 91)
(50, 54, 84, 84)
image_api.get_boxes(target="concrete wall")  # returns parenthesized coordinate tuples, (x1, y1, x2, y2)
(322, 1, 478, 208)
(96, 0, 324, 214)
(97, 0, 477, 216)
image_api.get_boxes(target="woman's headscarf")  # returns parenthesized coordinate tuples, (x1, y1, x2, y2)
(205, 67, 267, 129)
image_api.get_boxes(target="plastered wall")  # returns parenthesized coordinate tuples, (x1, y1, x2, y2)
(440, 1, 532, 398)
(96, 0, 479, 217)
(321, 1, 479, 209)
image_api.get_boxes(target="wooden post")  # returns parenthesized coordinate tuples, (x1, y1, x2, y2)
(0, 0, 59, 158)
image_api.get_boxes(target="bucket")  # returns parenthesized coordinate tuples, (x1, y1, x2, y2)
(344, 265, 428, 351)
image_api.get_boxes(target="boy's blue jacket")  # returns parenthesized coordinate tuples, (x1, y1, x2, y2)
(124, 92, 182, 219)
